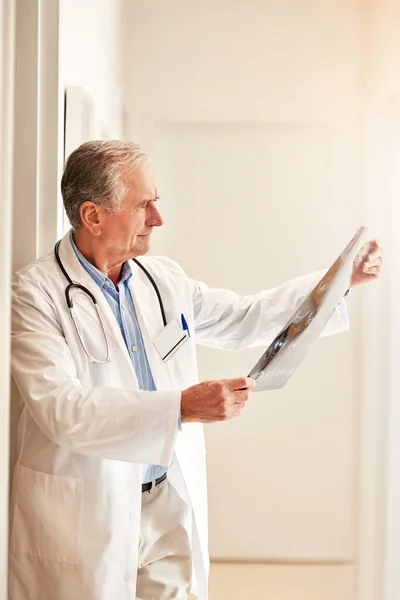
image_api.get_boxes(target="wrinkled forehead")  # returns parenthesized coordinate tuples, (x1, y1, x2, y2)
(122, 162, 157, 199)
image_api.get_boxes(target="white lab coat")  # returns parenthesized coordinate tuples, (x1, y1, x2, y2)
(9, 232, 349, 600)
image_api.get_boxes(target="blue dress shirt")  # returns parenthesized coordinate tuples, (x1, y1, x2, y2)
(70, 234, 167, 484)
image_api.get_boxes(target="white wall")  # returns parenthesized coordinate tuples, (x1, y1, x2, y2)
(61, 0, 126, 140)
(361, 3, 400, 599)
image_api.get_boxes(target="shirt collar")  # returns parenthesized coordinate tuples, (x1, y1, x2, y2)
(69, 231, 133, 288)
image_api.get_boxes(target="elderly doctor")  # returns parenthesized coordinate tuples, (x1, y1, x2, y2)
(9, 140, 383, 600)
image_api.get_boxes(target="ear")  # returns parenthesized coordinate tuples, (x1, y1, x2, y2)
(79, 202, 102, 236)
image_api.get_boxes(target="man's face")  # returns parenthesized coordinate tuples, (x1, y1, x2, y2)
(98, 162, 163, 260)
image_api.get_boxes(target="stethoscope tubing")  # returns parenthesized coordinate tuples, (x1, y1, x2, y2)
(54, 240, 167, 365)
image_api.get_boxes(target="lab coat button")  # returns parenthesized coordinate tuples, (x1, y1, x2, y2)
(129, 511, 136, 521)
(124, 571, 133, 581)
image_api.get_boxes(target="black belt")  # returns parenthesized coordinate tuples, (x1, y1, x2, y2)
(141, 472, 167, 493)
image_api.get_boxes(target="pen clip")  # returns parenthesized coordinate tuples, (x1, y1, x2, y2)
(181, 313, 190, 338)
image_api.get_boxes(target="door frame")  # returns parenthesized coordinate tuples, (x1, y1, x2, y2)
(0, 0, 16, 595)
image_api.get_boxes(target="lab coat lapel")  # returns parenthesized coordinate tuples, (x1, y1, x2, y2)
(57, 233, 135, 378)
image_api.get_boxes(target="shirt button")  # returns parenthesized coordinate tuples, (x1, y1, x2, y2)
(131, 345, 137, 352)
(124, 571, 133, 582)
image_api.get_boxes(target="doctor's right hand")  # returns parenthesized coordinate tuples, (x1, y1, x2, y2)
(181, 377, 256, 423)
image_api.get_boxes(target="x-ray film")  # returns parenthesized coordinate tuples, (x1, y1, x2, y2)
(248, 226, 371, 391)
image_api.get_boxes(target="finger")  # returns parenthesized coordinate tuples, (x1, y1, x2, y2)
(366, 239, 380, 252)
(357, 241, 378, 265)
(227, 376, 256, 391)
(233, 400, 246, 410)
(230, 410, 242, 418)
(359, 268, 379, 279)
(365, 251, 383, 264)
(363, 257, 382, 269)
(231, 402, 246, 417)
(364, 266, 380, 277)
(232, 389, 251, 403)
(355, 246, 371, 267)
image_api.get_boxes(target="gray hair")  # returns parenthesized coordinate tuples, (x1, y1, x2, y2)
(61, 140, 149, 229)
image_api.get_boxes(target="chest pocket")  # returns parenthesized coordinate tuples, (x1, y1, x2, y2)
(165, 335, 198, 388)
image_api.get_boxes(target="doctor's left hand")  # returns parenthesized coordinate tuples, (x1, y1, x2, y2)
(350, 239, 383, 288)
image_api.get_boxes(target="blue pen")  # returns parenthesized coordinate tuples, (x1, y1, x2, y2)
(181, 313, 190, 338)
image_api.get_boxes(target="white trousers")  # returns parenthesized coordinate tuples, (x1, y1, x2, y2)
(136, 479, 193, 600)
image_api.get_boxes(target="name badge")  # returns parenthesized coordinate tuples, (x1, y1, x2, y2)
(153, 319, 189, 363)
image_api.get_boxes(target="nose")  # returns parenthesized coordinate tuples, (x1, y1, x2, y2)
(146, 202, 164, 227)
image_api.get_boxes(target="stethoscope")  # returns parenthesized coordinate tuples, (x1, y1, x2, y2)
(54, 240, 167, 365)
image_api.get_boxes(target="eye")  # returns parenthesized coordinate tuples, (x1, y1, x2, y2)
(137, 198, 159, 212)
